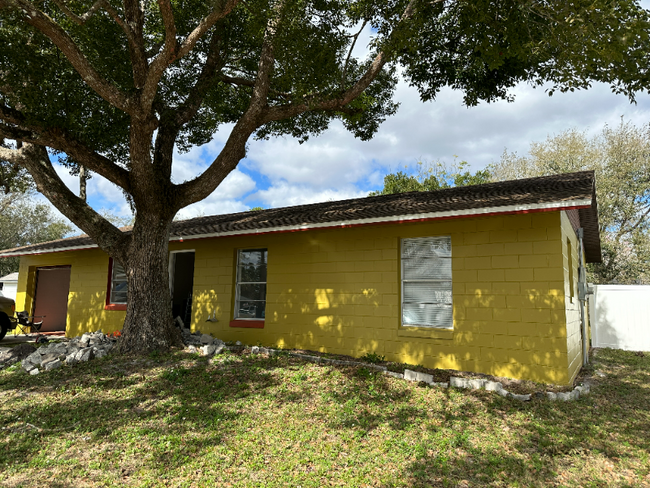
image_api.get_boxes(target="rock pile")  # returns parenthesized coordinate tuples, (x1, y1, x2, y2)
(447, 374, 590, 402)
(181, 328, 228, 357)
(0, 343, 37, 369)
(21, 331, 116, 375)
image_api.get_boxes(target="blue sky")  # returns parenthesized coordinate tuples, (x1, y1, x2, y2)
(47, 25, 650, 226)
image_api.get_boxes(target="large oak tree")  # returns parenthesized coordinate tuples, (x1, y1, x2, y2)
(0, 0, 648, 353)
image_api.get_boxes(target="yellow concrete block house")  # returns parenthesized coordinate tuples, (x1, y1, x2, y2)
(0, 171, 601, 385)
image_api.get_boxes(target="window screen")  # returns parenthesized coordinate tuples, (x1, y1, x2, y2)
(235, 249, 267, 319)
(401, 236, 452, 328)
(109, 259, 128, 304)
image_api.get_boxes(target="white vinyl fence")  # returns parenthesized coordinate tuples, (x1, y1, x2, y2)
(590, 285, 650, 352)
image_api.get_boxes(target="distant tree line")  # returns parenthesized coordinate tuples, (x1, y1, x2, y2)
(372, 121, 650, 285)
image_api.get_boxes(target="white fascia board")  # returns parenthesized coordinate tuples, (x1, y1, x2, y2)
(0, 243, 100, 257)
(3, 198, 591, 256)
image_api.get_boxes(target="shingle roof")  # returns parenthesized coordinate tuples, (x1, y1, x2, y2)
(0, 170, 601, 262)
(0, 272, 18, 282)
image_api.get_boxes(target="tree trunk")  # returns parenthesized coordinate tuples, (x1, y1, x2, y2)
(116, 212, 183, 354)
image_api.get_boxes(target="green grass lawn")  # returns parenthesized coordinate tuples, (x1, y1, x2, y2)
(0, 347, 648, 487)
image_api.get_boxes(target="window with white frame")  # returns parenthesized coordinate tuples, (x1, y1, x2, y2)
(401, 236, 452, 329)
(235, 249, 267, 320)
(109, 259, 128, 305)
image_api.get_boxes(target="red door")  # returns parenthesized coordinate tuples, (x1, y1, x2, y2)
(32, 267, 71, 332)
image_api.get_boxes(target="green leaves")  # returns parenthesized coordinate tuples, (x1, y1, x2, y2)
(492, 121, 650, 284)
(370, 160, 492, 196)
(0, 193, 72, 276)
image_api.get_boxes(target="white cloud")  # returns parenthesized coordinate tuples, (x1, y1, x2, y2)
(252, 182, 367, 208)
(175, 169, 256, 219)
(33, 72, 650, 228)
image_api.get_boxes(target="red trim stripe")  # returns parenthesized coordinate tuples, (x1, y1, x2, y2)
(229, 320, 264, 329)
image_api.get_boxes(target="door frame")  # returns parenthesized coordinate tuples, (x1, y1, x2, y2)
(168, 250, 195, 297)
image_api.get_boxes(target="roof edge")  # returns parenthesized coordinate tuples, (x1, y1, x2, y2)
(0, 198, 592, 257)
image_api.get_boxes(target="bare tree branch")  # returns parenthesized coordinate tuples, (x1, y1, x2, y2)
(175, 0, 241, 60)
(51, 0, 105, 25)
(0, 107, 131, 191)
(172, 116, 254, 210)
(141, 0, 178, 109)
(341, 19, 368, 89)
(140, 0, 241, 113)
(175, 34, 225, 124)
(106, 0, 147, 86)
(248, 0, 284, 112)
(0, 0, 136, 115)
(51, 0, 148, 92)
(8, 143, 130, 259)
(171, 0, 286, 209)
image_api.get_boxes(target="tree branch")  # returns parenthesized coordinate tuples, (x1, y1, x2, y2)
(340, 19, 368, 90)
(0, 105, 131, 191)
(5, 143, 130, 260)
(175, 0, 241, 60)
(262, 0, 417, 124)
(620, 203, 650, 237)
(172, 116, 254, 210)
(140, 0, 241, 113)
(248, 0, 284, 113)
(0, 0, 135, 115)
(152, 31, 225, 179)
(51, 0, 104, 25)
(111, 0, 148, 88)
(171, 0, 285, 209)
(141, 0, 177, 110)
(52, 0, 148, 94)
(174, 31, 224, 126)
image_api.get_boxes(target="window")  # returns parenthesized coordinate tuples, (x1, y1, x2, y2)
(234, 249, 267, 320)
(567, 238, 575, 302)
(108, 259, 128, 305)
(401, 236, 452, 329)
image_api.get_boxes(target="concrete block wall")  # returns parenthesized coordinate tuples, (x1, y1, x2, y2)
(15, 209, 576, 384)
(16, 249, 125, 337)
(561, 212, 584, 383)
(187, 211, 572, 384)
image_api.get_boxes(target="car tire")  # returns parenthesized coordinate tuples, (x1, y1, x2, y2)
(0, 314, 9, 341)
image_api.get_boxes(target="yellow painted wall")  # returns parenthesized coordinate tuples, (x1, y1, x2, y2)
(561, 213, 584, 383)
(15, 250, 124, 337)
(16, 210, 577, 384)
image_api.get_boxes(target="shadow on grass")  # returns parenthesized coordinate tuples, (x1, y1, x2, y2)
(396, 348, 650, 487)
(0, 351, 302, 475)
(0, 348, 648, 486)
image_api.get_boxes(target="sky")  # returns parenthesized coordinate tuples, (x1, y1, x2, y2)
(45, 28, 650, 228)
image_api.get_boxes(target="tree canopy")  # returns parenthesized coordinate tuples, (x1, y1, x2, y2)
(0, 0, 649, 352)
(370, 160, 491, 195)
(0, 194, 72, 277)
(492, 121, 650, 284)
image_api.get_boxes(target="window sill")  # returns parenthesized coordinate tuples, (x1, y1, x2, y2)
(397, 327, 453, 340)
(104, 303, 127, 311)
(230, 320, 264, 329)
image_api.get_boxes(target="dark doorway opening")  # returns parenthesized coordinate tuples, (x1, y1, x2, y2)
(170, 252, 195, 328)
(32, 266, 71, 332)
